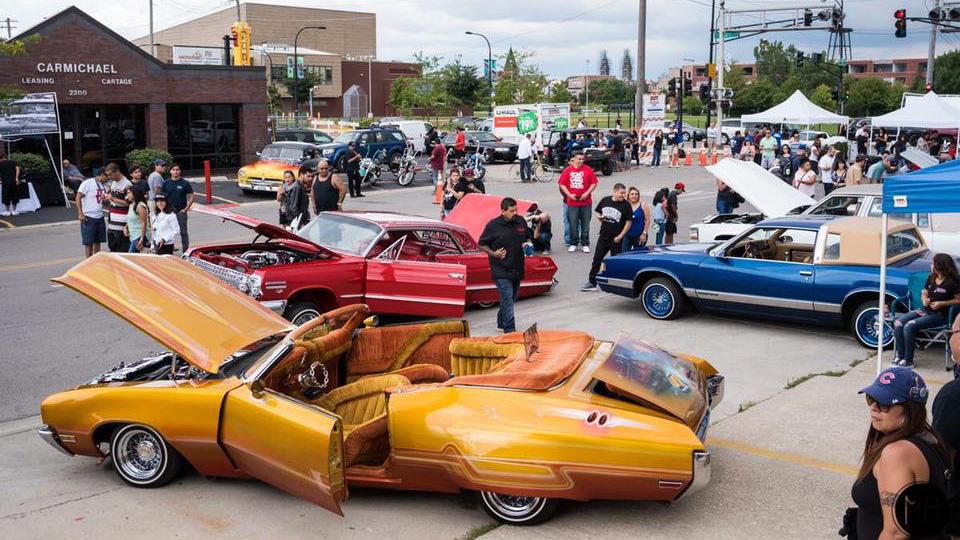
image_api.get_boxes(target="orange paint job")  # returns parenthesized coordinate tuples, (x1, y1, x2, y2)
(52, 253, 292, 373)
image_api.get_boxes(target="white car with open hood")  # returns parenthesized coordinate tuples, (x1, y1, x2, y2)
(689, 159, 814, 243)
(691, 160, 960, 255)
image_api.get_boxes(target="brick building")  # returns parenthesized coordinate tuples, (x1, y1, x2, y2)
(0, 6, 267, 173)
(130, 2, 417, 118)
(846, 58, 927, 85)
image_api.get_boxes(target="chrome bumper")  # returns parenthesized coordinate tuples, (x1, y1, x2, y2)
(675, 451, 711, 502)
(38, 425, 74, 456)
(261, 299, 287, 315)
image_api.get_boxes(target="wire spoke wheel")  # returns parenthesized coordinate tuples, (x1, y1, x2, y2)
(480, 491, 558, 525)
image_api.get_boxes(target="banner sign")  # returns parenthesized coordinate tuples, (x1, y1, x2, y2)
(0, 92, 61, 138)
(230, 21, 252, 66)
(172, 46, 225, 66)
(517, 111, 538, 134)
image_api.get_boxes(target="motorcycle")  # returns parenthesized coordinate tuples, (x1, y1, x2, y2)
(395, 145, 418, 186)
(359, 149, 388, 186)
(456, 142, 486, 181)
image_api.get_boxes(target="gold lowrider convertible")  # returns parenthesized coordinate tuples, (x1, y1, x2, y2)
(40, 253, 724, 525)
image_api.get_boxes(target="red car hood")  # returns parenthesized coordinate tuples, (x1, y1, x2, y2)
(445, 194, 538, 243)
(192, 206, 336, 256)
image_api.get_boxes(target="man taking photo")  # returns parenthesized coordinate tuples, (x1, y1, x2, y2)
(479, 197, 537, 334)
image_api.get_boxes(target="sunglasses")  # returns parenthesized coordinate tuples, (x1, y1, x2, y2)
(865, 395, 892, 413)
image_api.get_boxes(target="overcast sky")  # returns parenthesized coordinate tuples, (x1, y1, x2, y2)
(3, 0, 953, 80)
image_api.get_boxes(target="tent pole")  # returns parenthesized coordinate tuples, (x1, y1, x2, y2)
(876, 213, 888, 375)
(43, 137, 68, 208)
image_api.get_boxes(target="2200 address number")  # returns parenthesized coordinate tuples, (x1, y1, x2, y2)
(68, 89, 88, 96)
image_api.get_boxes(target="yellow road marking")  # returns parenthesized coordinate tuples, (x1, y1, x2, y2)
(0, 218, 14, 228)
(0, 256, 81, 273)
(708, 437, 858, 477)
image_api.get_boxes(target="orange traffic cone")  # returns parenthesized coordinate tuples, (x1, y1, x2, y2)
(433, 177, 443, 204)
(671, 151, 680, 168)
(684, 149, 693, 167)
(711, 152, 719, 165)
(699, 149, 707, 166)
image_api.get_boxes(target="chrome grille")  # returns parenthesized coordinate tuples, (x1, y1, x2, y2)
(185, 256, 246, 291)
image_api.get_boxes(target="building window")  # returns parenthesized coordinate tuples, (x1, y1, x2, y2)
(919, 62, 927, 72)
(166, 104, 240, 170)
(873, 64, 892, 73)
(270, 65, 287, 80)
(304, 65, 333, 85)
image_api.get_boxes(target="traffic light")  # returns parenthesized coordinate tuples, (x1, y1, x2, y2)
(895, 9, 907, 38)
(699, 84, 710, 102)
(683, 77, 693, 97)
(795, 51, 805, 69)
(812, 52, 824, 64)
(668, 77, 677, 98)
(803, 9, 813, 26)
(950, 7, 960, 20)
(830, 8, 844, 27)
(930, 8, 945, 21)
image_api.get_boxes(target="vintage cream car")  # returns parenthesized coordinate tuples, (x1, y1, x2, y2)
(39, 253, 723, 525)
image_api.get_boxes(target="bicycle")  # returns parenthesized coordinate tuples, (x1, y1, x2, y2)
(509, 154, 556, 183)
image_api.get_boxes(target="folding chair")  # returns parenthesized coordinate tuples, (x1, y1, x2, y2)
(889, 271, 959, 371)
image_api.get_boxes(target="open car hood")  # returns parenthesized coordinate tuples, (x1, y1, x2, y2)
(192, 206, 335, 255)
(52, 253, 293, 374)
(444, 193, 538, 243)
(593, 334, 707, 427)
(705, 158, 815, 217)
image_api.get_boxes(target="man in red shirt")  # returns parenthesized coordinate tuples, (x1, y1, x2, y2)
(557, 153, 598, 252)
(453, 127, 466, 160)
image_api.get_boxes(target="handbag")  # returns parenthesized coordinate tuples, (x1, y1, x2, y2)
(650, 220, 662, 234)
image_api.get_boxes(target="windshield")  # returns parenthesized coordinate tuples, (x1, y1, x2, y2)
(472, 132, 499, 142)
(260, 145, 303, 162)
(297, 213, 382, 255)
(334, 132, 356, 144)
(223, 334, 286, 378)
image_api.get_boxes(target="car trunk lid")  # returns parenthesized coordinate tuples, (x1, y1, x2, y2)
(444, 193, 538, 243)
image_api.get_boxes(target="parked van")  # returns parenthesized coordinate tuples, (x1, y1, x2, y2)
(378, 120, 433, 152)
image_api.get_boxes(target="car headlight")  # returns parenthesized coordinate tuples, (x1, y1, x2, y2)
(238, 168, 247, 178)
(322, 148, 334, 156)
(248, 274, 263, 299)
(689, 227, 699, 241)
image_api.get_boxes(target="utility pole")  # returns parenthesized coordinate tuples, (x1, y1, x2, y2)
(705, 0, 716, 132)
(635, 0, 647, 129)
(927, 0, 940, 86)
(148, 1, 154, 57)
(234, 0, 242, 21)
(3, 17, 16, 40)
(714, 1, 725, 155)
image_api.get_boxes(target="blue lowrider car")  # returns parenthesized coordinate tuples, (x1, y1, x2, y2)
(597, 215, 938, 347)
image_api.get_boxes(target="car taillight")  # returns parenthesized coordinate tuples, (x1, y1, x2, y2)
(544, 148, 551, 156)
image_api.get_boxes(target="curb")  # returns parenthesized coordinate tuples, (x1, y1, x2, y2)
(0, 415, 41, 438)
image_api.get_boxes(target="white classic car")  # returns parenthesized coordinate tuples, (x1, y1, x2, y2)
(691, 159, 960, 255)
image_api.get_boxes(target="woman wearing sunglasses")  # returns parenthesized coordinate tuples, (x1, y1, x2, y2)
(850, 367, 950, 539)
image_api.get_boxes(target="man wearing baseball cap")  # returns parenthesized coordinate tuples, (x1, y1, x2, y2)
(850, 367, 951, 540)
(664, 182, 685, 244)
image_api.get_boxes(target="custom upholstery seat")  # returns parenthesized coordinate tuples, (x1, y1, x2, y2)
(315, 374, 410, 467)
(346, 320, 468, 382)
(448, 338, 526, 376)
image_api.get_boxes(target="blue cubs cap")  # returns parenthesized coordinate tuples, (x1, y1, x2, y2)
(859, 367, 929, 406)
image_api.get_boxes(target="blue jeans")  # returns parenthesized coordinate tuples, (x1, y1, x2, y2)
(128, 237, 144, 253)
(652, 148, 661, 166)
(534, 231, 552, 253)
(654, 219, 666, 245)
(519, 157, 531, 181)
(716, 195, 735, 215)
(494, 278, 520, 332)
(894, 310, 946, 362)
(562, 202, 571, 245)
(566, 204, 591, 246)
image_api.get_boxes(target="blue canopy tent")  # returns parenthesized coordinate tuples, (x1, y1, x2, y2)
(877, 162, 960, 371)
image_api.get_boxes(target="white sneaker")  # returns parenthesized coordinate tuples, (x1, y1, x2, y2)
(567, 245, 577, 253)
(542, 250, 551, 256)
(582, 245, 591, 253)
(0, 210, 9, 216)
(10, 210, 18, 216)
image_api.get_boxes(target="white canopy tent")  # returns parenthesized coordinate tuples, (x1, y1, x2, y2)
(741, 90, 850, 126)
(870, 91, 960, 130)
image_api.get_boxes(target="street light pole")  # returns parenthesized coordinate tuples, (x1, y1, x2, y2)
(585, 59, 590, 117)
(635, 0, 647, 130)
(465, 31, 493, 114)
(293, 25, 326, 116)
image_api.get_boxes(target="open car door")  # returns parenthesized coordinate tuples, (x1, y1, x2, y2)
(220, 381, 347, 514)
(364, 235, 467, 317)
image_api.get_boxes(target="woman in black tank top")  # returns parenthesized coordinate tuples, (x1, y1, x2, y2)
(311, 161, 346, 215)
(852, 367, 950, 540)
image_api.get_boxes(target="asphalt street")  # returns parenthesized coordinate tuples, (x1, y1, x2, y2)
(1, 161, 951, 539)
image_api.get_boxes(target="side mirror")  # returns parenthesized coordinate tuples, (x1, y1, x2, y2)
(250, 379, 265, 399)
(363, 315, 378, 328)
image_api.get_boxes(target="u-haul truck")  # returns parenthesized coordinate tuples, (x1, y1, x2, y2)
(493, 103, 571, 147)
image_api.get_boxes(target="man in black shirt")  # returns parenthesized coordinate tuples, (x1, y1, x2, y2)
(582, 183, 632, 291)
(452, 169, 485, 201)
(0, 150, 20, 216)
(344, 142, 363, 198)
(479, 197, 535, 333)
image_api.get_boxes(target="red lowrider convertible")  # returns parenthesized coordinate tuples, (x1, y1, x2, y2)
(186, 195, 558, 324)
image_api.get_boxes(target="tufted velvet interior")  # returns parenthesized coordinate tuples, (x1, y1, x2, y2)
(346, 321, 468, 379)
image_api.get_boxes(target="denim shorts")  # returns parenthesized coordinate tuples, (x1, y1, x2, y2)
(80, 216, 106, 245)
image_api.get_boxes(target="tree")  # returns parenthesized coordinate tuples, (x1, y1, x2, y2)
(440, 58, 484, 107)
(724, 62, 748, 101)
(599, 50, 610, 77)
(494, 49, 547, 105)
(621, 49, 633, 82)
(682, 95, 705, 116)
(845, 78, 897, 117)
(280, 72, 322, 106)
(548, 81, 573, 104)
(588, 79, 634, 106)
(267, 83, 283, 114)
(734, 78, 778, 115)
(809, 84, 837, 112)
(753, 40, 795, 86)
(0, 35, 39, 101)
(932, 50, 960, 94)
(777, 74, 804, 103)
